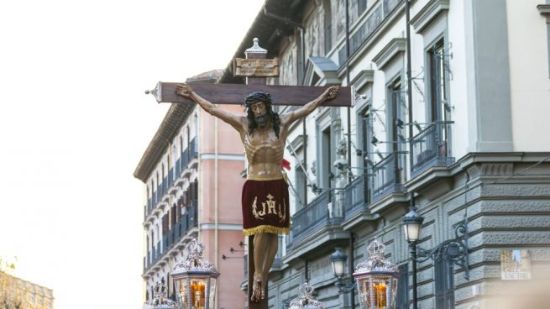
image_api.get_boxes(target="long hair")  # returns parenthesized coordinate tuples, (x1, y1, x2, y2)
(245, 91, 281, 138)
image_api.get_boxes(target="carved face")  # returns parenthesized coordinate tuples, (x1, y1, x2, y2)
(250, 101, 268, 127)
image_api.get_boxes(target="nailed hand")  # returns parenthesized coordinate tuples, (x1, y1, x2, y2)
(324, 85, 340, 101)
(176, 84, 194, 99)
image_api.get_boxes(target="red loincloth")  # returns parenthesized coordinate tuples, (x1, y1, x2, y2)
(242, 179, 290, 236)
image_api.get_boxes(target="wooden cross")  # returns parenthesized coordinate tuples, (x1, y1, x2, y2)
(148, 38, 351, 309)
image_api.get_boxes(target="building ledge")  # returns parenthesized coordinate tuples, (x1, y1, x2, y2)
(342, 210, 379, 231)
(369, 191, 409, 214)
(284, 228, 350, 263)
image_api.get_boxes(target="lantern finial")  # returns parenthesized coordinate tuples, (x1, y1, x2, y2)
(289, 283, 325, 309)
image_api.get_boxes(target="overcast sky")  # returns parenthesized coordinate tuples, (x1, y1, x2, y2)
(0, 1, 263, 308)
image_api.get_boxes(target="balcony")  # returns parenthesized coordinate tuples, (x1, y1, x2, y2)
(143, 200, 199, 273)
(287, 190, 344, 250)
(410, 121, 454, 177)
(371, 153, 405, 202)
(338, 0, 403, 66)
(343, 175, 368, 221)
(144, 139, 199, 218)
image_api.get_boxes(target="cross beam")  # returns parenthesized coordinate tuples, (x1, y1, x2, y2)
(148, 82, 352, 107)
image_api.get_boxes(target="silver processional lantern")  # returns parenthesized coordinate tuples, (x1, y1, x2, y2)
(353, 240, 399, 309)
(171, 239, 219, 309)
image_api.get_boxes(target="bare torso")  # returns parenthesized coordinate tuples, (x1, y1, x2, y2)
(242, 125, 286, 181)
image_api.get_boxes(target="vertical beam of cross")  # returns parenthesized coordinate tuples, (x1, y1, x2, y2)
(245, 38, 269, 309)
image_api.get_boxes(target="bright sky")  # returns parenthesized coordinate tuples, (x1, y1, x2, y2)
(0, 1, 263, 308)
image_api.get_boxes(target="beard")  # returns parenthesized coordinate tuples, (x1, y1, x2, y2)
(255, 115, 268, 127)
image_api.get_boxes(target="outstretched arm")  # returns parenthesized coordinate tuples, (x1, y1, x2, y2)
(176, 84, 244, 131)
(281, 86, 340, 126)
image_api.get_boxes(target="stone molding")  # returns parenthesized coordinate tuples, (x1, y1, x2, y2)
(372, 38, 406, 70)
(538, 4, 550, 22)
(411, 0, 450, 33)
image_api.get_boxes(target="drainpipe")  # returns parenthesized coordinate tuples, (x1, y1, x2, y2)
(349, 233, 355, 309)
(214, 116, 219, 306)
(345, 0, 352, 183)
(406, 0, 414, 174)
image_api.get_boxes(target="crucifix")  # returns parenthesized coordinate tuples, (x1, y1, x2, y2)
(148, 38, 351, 308)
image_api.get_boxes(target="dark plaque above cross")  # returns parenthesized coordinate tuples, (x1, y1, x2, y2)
(147, 38, 351, 308)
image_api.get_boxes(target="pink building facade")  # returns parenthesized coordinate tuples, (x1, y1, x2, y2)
(134, 72, 246, 308)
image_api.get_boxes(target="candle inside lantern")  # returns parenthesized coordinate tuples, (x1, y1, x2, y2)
(190, 280, 206, 309)
(373, 281, 387, 308)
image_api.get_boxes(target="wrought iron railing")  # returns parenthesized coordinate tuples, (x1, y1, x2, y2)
(410, 121, 454, 176)
(289, 190, 342, 246)
(338, 0, 403, 66)
(371, 153, 404, 201)
(344, 175, 367, 220)
(143, 200, 199, 273)
(145, 140, 198, 218)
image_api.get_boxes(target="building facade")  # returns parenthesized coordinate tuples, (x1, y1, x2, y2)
(219, 0, 550, 308)
(135, 71, 247, 308)
(0, 272, 54, 309)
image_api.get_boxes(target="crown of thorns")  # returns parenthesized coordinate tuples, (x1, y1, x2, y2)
(245, 91, 272, 107)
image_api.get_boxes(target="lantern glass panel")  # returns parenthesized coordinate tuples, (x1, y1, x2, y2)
(332, 259, 345, 278)
(403, 223, 420, 243)
(207, 278, 217, 309)
(356, 274, 398, 309)
(190, 279, 207, 309)
(174, 278, 189, 308)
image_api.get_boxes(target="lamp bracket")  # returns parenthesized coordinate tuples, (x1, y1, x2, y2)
(335, 278, 356, 294)
(416, 214, 469, 280)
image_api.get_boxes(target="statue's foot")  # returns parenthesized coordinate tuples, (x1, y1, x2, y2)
(251, 273, 263, 302)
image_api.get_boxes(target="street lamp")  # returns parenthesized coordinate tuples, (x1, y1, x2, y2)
(353, 240, 400, 309)
(330, 247, 348, 279)
(402, 207, 470, 309)
(402, 208, 424, 309)
(402, 208, 424, 243)
(171, 239, 219, 309)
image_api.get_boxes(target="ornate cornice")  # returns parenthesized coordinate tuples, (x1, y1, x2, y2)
(372, 38, 406, 70)
(538, 4, 550, 22)
(411, 0, 450, 32)
(351, 69, 375, 93)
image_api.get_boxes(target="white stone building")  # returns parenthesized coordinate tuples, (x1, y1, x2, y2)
(217, 0, 550, 308)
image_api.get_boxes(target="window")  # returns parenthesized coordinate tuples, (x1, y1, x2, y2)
(359, 105, 372, 203)
(428, 39, 451, 157)
(386, 79, 405, 183)
(321, 127, 332, 190)
(428, 40, 450, 124)
(295, 162, 307, 212)
(434, 258, 455, 309)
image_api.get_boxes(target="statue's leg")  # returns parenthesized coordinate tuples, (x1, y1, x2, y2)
(260, 233, 279, 299)
(251, 232, 279, 302)
(252, 233, 267, 302)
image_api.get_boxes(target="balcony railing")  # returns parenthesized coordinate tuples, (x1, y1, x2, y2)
(410, 121, 454, 177)
(338, 0, 403, 66)
(145, 140, 199, 218)
(371, 153, 404, 202)
(289, 190, 343, 247)
(143, 200, 199, 272)
(344, 175, 367, 220)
